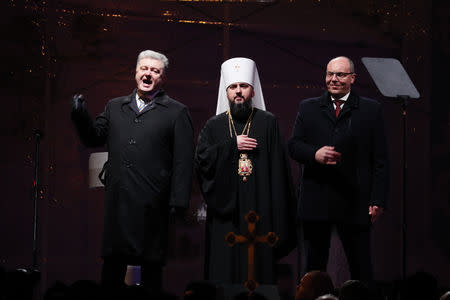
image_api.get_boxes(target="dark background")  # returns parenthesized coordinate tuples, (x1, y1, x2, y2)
(1, 0, 449, 297)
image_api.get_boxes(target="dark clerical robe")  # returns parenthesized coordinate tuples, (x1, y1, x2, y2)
(195, 108, 295, 285)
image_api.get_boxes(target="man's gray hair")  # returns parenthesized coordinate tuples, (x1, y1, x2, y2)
(136, 50, 169, 71)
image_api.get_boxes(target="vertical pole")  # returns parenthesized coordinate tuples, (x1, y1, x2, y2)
(32, 131, 42, 270)
(400, 96, 408, 281)
(400, 0, 408, 281)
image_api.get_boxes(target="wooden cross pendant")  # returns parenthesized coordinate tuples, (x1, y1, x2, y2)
(225, 210, 279, 292)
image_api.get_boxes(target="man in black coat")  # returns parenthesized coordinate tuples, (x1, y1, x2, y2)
(288, 56, 389, 282)
(71, 50, 194, 293)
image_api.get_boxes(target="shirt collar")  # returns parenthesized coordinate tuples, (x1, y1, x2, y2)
(136, 89, 160, 103)
(331, 91, 351, 102)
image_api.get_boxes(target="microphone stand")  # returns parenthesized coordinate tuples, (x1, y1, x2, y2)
(398, 95, 409, 281)
(12, 130, 44, 300)
(32, 129, 43, 271)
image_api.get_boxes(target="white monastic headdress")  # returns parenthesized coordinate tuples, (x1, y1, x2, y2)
(216, 57, 266, 115)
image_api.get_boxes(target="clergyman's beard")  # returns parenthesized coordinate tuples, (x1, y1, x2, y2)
(229, 99, 252, 120)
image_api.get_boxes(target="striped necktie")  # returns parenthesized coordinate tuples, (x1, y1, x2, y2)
(137, 97, 150, 112)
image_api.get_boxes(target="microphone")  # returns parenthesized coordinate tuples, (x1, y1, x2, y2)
(33, 129, 44, 140)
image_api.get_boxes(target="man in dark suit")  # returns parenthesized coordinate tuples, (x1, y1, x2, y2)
(71, 50, 194, 293)
(288, 56, 389, 282)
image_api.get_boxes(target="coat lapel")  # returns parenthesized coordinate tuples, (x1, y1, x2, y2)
(124, 89, 169, 116)
(121, 91, 137, 116)
(319, 92, 336, 123)
(137, 89, 168, 116)
(338, 91, 359, 120)
(128, 93, 140, 114)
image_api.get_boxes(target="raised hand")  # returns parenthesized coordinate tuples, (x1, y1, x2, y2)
(72, 94, 86, 111)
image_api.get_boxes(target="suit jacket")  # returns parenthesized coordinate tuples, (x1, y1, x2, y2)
(71, 89, 194, 263)
(288, 91, 389, 225)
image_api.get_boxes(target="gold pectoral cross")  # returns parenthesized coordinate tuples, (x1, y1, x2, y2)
(238, 153, 253, 182)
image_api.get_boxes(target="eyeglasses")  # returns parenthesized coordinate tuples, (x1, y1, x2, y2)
(326, 71, 354, 79)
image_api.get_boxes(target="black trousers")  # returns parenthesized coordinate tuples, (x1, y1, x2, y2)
(101, 256, 162, 293)
(299, 221, 373, 283)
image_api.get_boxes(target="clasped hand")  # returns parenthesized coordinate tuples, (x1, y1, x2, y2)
(315, 146, 341, 165)
(237, 135, 258, 151)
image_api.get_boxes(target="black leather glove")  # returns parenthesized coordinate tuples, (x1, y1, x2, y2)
(72, 94, 86, 112)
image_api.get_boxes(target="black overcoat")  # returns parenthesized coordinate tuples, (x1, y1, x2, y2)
(71, 89, 194, 264)
(288, 91, 389, 225)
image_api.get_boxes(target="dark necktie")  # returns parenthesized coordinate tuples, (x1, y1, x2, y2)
(334, 100, 345, 117)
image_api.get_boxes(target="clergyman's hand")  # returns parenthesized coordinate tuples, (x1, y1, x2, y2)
(369, 205, 384, 223)
(237, 135, 258, 151)
(72, 94, 86, 112)
(315, 146, 341, 165)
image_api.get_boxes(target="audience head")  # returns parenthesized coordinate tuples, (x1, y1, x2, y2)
(233, 291, 268, 300)
(295, 271, 334, 300)
(339, 280, 369, 300)
(400, 271, 438, 300)
(1, 268, 40, 300)
(184, 280, 223, 300)
(315, 294, 338, 300)
(43, 281, 69, 300)
(440, 291, 450, 300)
(69, 280, 101, 300)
